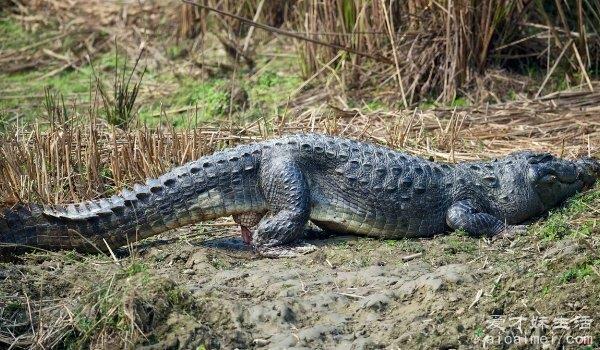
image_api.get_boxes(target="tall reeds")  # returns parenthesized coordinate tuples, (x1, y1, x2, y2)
(291, 0, 600, 103)
(177, 0, 599, 103)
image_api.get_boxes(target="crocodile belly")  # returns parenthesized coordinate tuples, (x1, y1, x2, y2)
(309, 201, 410, 238)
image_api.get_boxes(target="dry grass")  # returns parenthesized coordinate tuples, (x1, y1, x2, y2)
(289, 0, 600, 104)
(0, 251, 201, 349)
(1, 85, 598, 206)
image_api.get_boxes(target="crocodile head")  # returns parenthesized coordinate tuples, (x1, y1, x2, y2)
(526, 153, 599, 210)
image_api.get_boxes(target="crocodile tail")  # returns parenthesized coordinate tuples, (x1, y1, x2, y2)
(0, 204, 48, 251)
(0, 180, 206, 253)
(0, 146, 265, 253)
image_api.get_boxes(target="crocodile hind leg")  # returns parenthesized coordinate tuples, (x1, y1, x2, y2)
(252, 153, 313, 255)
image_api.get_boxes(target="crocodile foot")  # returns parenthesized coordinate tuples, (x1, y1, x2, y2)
(257, 241, 317, 258)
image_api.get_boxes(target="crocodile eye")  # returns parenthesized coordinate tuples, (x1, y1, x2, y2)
(540, 174, 558, 184)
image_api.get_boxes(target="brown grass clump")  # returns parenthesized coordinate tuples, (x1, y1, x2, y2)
(178, 0, 295, 63)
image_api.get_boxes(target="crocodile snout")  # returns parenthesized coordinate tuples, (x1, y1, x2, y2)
(576, 157, 600, 187)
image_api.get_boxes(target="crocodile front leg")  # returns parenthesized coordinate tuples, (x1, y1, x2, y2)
(252, 152, 310, 250)
(446, 200, 525, 237)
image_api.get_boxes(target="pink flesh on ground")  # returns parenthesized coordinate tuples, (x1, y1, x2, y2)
(241, 226, 253, 245)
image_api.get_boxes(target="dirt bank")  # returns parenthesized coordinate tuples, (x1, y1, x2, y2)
(2, 191, 598, 349)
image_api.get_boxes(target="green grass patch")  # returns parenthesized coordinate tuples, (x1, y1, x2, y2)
(538, 211, 570, 240)
(123, 261, 148, 277)
(0, 51, 123, 121)
(536, 185, 600, 241)
(174, 78, 230, 114)
(540, 285, 552, 296)
(418, 99, 437, 110)
(559, 259, 600, 283)
(450, 97, 469, 107)
(443, 234, 477, 254)
(138, 77, 230, 127)
(209, 256, 228, 270)
(0, 68, 93, 117)
(135, 54, 303, 127)
(134, 58, 302, 127)
(0, 17, 40, 50)
(2, 28, 304, 128)
(415, 96, 471, 110)
(505, 90, 518, 101)
(246, 67, 302, 113)
(384, 238, 425, 253)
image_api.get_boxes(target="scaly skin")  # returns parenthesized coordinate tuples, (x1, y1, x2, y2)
(1, 134, 598, 253)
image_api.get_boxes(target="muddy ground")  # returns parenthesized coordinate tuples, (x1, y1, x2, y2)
(2, 186, 599, 349)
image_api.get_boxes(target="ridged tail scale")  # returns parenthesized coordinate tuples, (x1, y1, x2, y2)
(0, 144, 264, 252)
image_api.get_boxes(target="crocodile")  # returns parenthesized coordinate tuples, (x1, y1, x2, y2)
(1, 133, 598, 255)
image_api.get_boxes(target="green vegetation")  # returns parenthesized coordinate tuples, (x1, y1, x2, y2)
(559, 259, 600, 283)
(538, 211, 571, 241)
(0, 17, 39, 50)
(415, 96, 469, 110)
(137, 77, 231, 127)
(443, 233, 477, 255)
(452, 229, 469, 237)
(418, 99, 437, 110)
(93, 50, 146, 128)
(335, 240, 350, 249)
(450, 97, 469, 107)
(536, 185, 600, 241)
(123, 261, 149, 277)
(1, 17, 303, 129)
(540, 285, 551, 296)
(250, 69, 301, 112)
(384, 238, 425, 253)
(0, 68, 92, 119)
(2, 48, 303, 130)
(209, 256, 228, 270)
(383, 239, 398, 247)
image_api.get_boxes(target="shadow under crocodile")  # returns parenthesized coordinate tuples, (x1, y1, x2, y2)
(115, 227, 348, 259)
